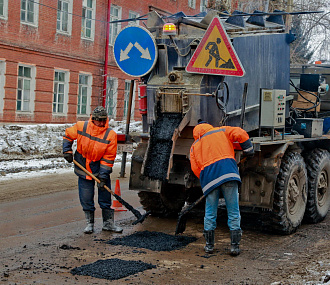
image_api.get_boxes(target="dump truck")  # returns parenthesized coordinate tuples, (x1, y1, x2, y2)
(127, 10, 330, 234)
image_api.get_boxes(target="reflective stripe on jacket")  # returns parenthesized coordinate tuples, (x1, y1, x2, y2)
(63, 117, 117, 180)
(190, 123, 253, 196)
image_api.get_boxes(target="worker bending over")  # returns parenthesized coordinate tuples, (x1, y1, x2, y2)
(189, 120, 254, 256)
(63, 106, 122, 234)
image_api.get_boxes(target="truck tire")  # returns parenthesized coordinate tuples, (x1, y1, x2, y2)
(138, 183, 185, 217)
(304, 149, 330, 223)
(270, 152, 308, 234)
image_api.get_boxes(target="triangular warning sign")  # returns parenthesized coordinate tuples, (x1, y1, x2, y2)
(186, 16, 245, 77)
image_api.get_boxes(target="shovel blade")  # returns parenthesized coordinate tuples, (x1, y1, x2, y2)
(175, 213, 188, 235)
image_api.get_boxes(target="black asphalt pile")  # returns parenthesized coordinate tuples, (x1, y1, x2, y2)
(107, 231, 197, 251)
(70, 258, 155, 280)
(144, 113, 182, 181)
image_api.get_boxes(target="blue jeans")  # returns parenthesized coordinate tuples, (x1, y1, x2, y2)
(204, 180, 241, 231)
(78, 177, 112, 212)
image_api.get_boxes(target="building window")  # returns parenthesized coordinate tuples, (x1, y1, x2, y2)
(123, 80, 135, 119)
(57, 0, 72, 34)
(188, 0, 196, 9)
(0, 0, 8, 19)
(128, 11, 139, 26)
(110, 5, 121, 45)
(21, 0, 39, 26)
(106, 77, 118, 119)
(81, 0, 95, 40)
(200, 0, 208, 12)
(17, 65, 35, 112)
(0, 61, 5, 113)
(78, 74, 91, 115)
(53, 70, 68, 114)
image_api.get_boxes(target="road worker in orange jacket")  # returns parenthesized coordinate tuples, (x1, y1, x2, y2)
(63, 106, 122, 234)
(190, 120, 254, 255)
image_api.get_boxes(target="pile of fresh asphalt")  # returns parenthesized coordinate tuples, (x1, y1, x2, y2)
(143, 113, 182, 181)
(70, 259, 156, 281)
(106, 231, 197, 251)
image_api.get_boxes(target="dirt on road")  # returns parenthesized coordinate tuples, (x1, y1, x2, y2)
(0, 168, 329, 285)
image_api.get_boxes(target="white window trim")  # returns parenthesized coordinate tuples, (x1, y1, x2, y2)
(128, 10, 139, 26)
(77, 72, 92, 117)
(0, 60, 5, 113)
(200, 0, 208, 12)
(0, 0, 8, 20)
(188, 0, 196, 9)
(16, 63, 36, 114)
(124, 79, 136, 119)
(56, 0, 73, 35)
(81, 0, 96, 41)
(53, 69, 69, 116)
(20, 0, 39, 27)
(109, 4, 122, 46)
(106, 76, 118, 119)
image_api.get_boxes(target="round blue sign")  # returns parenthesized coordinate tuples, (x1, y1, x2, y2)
(113, 26, 158, 77)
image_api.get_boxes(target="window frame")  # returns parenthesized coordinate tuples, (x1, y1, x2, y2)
(77, 73, 92, 117)
(81, 0, 96, 41)
(56, 0, 73, 35)
(20, 0, 39, 27)
(0, 60, 5, 113)
(106, 76, 118, 119)
(200, 0, 208, 12)
(109, 4, 122, 45)
(123, 80, 135, 119)
(53, 69, 69, 115)
(0, 0, 8, 20)
(128, 10, 139, 26)
(188, 0, 196, 9)
(16, 64, 36, 114)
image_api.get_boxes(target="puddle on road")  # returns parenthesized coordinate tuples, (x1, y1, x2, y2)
(106, 230, 197, 251)
(70, 258, 156, 281)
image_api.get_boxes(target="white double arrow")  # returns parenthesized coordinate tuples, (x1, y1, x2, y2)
(120, 42, 152, 62)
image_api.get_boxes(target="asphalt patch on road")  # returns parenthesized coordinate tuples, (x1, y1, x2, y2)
(70, 258, 156, 280)
(107, 231, 197, 251)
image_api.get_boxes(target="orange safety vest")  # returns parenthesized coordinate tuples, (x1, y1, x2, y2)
(190, 123, 253, 195)
(63, 117, 117, 180)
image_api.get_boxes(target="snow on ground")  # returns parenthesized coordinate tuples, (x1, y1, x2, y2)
(0, 120, 142, 180)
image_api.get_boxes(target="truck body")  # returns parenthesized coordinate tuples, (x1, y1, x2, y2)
(128, 10, 330, 234)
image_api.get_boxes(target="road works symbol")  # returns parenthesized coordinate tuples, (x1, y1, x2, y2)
(114, 26, 157, 77)
(186, 16, 245, 77)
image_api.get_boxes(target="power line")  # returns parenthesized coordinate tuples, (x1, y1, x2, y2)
(23, 0, 148, 24)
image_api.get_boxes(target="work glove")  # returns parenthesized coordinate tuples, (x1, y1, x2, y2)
(63, 152, 73, 163)
(243, 151, 254, 158)
(97, 178, 107, 191)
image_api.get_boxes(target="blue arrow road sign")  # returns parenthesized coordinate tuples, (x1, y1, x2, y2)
(113, 26, 157, 77)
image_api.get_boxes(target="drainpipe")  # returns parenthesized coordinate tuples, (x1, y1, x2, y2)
(102, 0, 111, 107)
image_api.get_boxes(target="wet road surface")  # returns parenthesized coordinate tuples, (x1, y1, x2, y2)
(0, 166, 329, 284)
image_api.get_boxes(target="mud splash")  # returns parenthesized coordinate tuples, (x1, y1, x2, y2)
(106, 231, 197, 251)
(71, 258, 156, 280)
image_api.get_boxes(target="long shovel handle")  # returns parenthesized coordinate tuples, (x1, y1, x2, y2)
(72, 160, 143, 220)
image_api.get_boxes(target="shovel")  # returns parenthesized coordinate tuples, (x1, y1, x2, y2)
(73, 160, 150, 225)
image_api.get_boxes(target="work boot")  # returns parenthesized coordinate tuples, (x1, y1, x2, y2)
(203, 230, 214, 254)
(230, 229, 242, 256)
(83, 211, 94, 234)
(102, 208, 123, 233)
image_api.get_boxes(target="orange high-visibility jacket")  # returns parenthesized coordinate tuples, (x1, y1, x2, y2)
(63, 117, 117, 180)
(190, 123, 253, 196)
